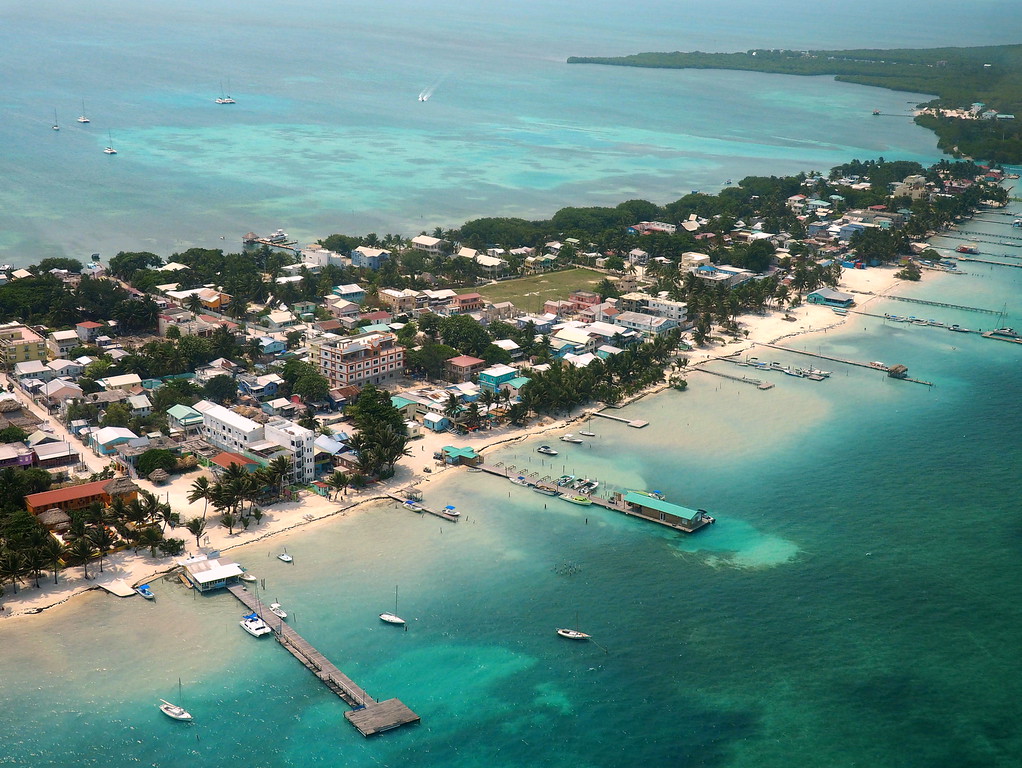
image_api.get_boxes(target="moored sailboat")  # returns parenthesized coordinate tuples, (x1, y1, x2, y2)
(379, 585, 405, 625)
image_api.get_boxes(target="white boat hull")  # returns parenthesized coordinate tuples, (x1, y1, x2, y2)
(556, 628, 591, 640)
(379, 612, 405, 625)
(159, 700, 193, 721)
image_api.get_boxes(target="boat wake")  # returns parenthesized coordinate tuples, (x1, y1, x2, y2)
(417, 75, 448, 102)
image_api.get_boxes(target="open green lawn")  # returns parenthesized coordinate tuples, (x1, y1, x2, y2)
(476, 268, 604, 313)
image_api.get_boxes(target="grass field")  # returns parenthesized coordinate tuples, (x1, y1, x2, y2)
(476, 268, 604, 313)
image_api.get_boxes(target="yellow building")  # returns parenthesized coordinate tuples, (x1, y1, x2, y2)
(0, 323, 47, 366)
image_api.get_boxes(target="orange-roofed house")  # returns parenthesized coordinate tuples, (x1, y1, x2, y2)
(444, 354, 486, 382)
(210, 451, 260, 475)
(25, 476, 139, 516)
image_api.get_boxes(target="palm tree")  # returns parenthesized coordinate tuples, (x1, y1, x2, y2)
(136, 526, 165, 557)
(219, 512, 237, 535)
(266, 456, 293, 500)
(87, 526, 118, 573)
(186, 294, 204, 315)
(187, 476, 214, 520)
(443, 393, 461, 422)
(0, 548, 28, 594)
(42, 538, 67, 585)
(66, 537, 97, 579)
(185, 517, 207, 548)
(326, 471, 351, 500)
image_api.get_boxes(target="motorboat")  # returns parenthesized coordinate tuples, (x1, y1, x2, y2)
(158, 699, 193, 721)
(239, 572, 257, 583)
(560, 495, 592, 506)
(555, 474, 575, 487)
(268, 602, 287, 620)
(560, 434, 584, 444)
(240, 613, 272, 637)
(532, 486, 560, 496)
(536, 445, 558, 456)
(277, 549, 293, 563)
(510, 475, 533, 487)
(556, 628, 591, 640)
(577, 479, 599, 494)
(135, 584, 155, 600)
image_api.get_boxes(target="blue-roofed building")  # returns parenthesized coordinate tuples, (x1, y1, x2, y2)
(807, 288, 855, 308)
(618, 491, 714, 533)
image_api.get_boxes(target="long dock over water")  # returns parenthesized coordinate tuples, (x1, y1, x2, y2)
(754, 343, 934, 386)
(385, 490, 460, 521)
(592, 411, 649, 428)
(227, 585, 419, 737)
(472, 464, 711, 534)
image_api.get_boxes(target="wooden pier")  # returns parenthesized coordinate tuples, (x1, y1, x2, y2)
(592, 411, 648, 428)
(885, 295, 1000, 314)
(755, 343, 933, 386)
(470, 464, 710, 534)
(953, 255, 1022, 270)
(694, 366, 774, 389)
(385, 490, 460, 521)
(227, 585, 419, 737)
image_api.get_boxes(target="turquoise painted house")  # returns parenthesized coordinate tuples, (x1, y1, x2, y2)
(478, 364, 518, 393)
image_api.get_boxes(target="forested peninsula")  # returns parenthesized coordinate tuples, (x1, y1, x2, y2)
(568, 44, 1022, 163)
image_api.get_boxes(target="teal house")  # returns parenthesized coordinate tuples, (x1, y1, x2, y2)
(478, 364, 518, 393)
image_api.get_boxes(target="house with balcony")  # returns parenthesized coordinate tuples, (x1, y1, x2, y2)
(351, 246, 391, 270)
(478, 364, 518, 393)
(25, 476, 139, 516)
(410, 235, 446, 256)
(332, 284, 366, 304)
(310, 331, 405, 388)
(90, 426, 140, 456)
(444, 354, 486, 383)
(614, 311, 678, 338)
(167, 403, 204, 434)
(47, 330, 81, 359)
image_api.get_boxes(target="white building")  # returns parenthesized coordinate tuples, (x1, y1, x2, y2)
(194, 400, 264, 454)
(263, 419, 315, 484)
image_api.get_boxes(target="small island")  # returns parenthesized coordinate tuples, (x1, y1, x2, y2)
(568, 44, 1022, 163)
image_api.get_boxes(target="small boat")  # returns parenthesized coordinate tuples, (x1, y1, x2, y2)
(578, 430, 596, 437)
(832, 308, 848, 316)
(804, 367, 831, 377)
(560, 434, 584, 444)
(267, 228, 290, 243)
(560, 494, 592, 506)
(158, 699, 193, 721)
(948, 325, 971, 333)
(630, 489, 666, 501)
(510, 475, 533, 487)
(380, 586, 405, 625)
(532, 486, 560, 496)
(537, 445, 558, 456)
(104, 131, 117, 154)
(556, 628, 591, 641)
(555, 474, 575, 486)
(956, 244, 979, 254)
(135, 584, 155, 600)
(277, 548, 293, 563)
(240, 613, 272, 637)
(269, 602, 287, 620)
(442, 505, 460, 517)
(52, 110, 59, 131)
(77, 100, 90, 124)
(577, 479, 600, 494)
(239, 572, 257, 583)
(783, 368, 804, 378)
(872, 109, 881, 115)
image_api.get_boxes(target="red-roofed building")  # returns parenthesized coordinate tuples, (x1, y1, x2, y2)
(361, 310, 393, 324)
(210, 451, 260, 473)
(444, 354, 486, 382)
(25, 477, 139, 516)
(76, 321, 105, 343)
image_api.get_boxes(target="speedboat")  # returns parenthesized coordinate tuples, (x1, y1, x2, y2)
(277, 549, 293, 563)
(577, 479, 599, 494)
(158, 699, 193, 721)
(556, 628, 591, 640)
(510, 475, 533, 487)
(240, 613, 272, 637)
(555, 474, 575, 487)
(239, 572, 257, 583)
(560, 494, 592, 506)
(269, 602, 288, 620)
(560, 434, 584, 444)
(536, 445, 558, 456)
(135, 584, 155, 600)
(532, 486, 560, 496)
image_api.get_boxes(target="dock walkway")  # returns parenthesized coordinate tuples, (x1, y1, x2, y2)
(592, 411, 648, 428)
(885, 295, 1000, 314)
(755, 343, 933, 386)
(227, 585, 419, 737)
(694, 366, 774, 389)
(385, 491, 460, 521)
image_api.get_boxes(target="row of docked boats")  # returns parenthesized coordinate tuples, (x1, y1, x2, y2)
(740, 360, 831, 380)
(886, 314, 974, 333)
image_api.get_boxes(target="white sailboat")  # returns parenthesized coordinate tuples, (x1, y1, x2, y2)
(556, 611, 591, 641)
(52, 110, 59, 131)
(104, 132, 117, 154)
(216, 79, 236, 104)
(77, 100, 90, 124)
(158, 678, 193, 721)
(379, 585, 405, 625)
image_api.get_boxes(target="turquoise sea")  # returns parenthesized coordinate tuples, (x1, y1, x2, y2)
(2, 196, 1021, 767)
(3, 0, 1018, 263)
(3, 2, 1022, 766)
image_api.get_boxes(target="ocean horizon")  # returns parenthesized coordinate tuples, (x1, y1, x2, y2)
(3, 0, 1017, 264)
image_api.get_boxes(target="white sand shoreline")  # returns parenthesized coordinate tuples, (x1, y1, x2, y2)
(0, 265, 909, 623)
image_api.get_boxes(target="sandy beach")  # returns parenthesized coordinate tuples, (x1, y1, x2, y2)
(0, 265, 907, 621)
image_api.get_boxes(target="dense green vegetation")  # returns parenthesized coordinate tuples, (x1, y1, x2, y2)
(568, 44, 1022, 163)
